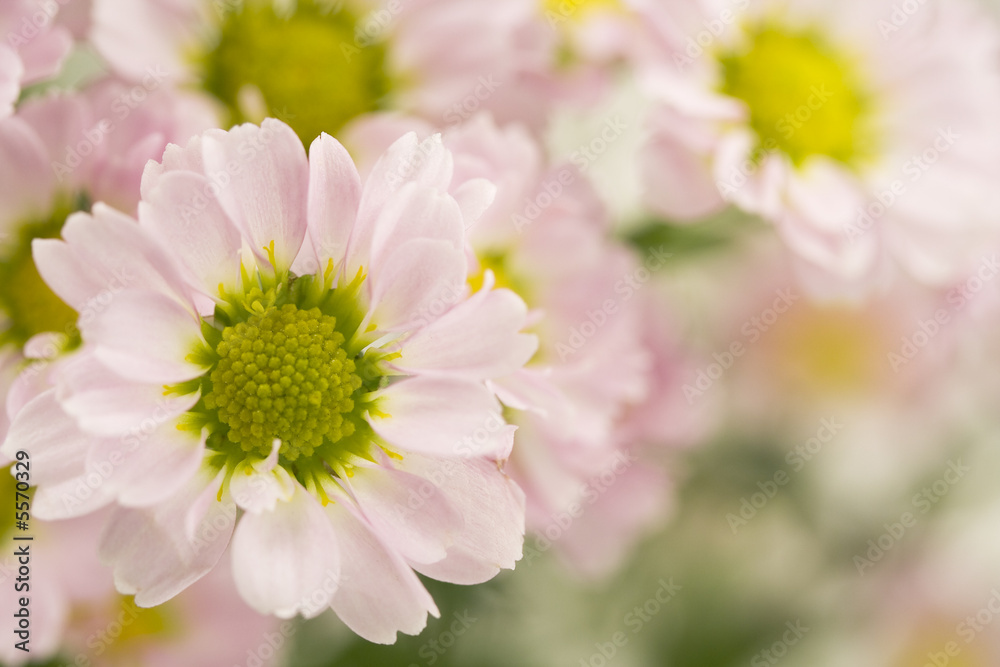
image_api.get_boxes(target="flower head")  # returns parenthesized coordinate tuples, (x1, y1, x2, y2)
(634, 0, 1000, 290)
(4, 118, 535, 643)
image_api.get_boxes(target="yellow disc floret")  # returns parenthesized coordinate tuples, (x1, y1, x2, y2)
(203, 304, 363, 462)
(719, 26, 873, 167)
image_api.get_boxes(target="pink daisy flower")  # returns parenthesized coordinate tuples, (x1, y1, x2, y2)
(0, 79, 214, 444)
(81, 0, 640, 143)
(349, 112, 701, 576)
(3, 118, 534, 643)
(631, 0, 1000, 291)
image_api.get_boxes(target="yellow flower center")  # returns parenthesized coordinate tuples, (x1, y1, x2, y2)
(199, 0, 392, 143)
(204, 304, 363, 462)
(767, 305, 890, 397)
(719, 26, 873, 167)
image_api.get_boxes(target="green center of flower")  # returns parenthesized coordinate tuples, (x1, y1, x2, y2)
(200, 0, 392, 144)
(178, 259, 392, 483)
(718, 26, 872, 167)
(0, 197, 86, 349)
(204, 304, 362, 461)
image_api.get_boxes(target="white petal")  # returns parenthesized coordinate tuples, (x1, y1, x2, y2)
(307, 133, 361, 267)
(87, 420, 205, 508)
(57, 351, 199, 436)
(326, 498, 438, 644)
(201, 119, 309, 270)
(99, 468, 236, 607)
(405, 455, 526, 585)
(346, 463, 463, 564)
(231, 482, 340, 619)
(139, 170, 244, 295)
(393, 285, 537, 380)
(82, 290, 205, 384)
(229, 457, 297, 513)
(2, 389, 89, 487)
(370, 377, 512, 458)
(368, 238, 467, 332)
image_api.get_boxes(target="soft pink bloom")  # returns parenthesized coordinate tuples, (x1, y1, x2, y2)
(392, 0, 638, 132)
(4, 119, 534, 643)
(84, 0, 639, 134)
(630, 0, 1000, 292)
(349, 112, 701, 576)
(0, 1, 74, 117)
(0, 80, 215, 446)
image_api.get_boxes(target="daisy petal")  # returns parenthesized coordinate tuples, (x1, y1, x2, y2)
(99, 469, 236, 608)
(326, 498, 438, 644)
(307, 133, 361, 266)
(82, 290, 205, 384)
(370, 377, 513, 459)
(231, 482, 339, 619)
(393, 286, 537, 380)
(201, 119, 309, 270)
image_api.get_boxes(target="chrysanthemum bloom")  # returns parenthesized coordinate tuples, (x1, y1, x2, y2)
(0, 79, 215, 442)
(0, 1, 73, 116)
(4, 119, 533, 642)
(632, 0, 1000, 289)
(85, 0, 640, 143)
(349, 112, 699, 575)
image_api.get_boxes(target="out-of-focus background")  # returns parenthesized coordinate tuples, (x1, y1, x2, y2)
(5, 0, 1000, 665)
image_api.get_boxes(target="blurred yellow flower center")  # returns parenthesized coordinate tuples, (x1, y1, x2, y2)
(201, 0, 391, 143)
(0, 201, 83, 348)
(770, 306, 887, 397)
(894, 624, 985, 667)
(542, 0, 621, 23)
(468, 251, 530, 300)
(719, 26, 872, 167)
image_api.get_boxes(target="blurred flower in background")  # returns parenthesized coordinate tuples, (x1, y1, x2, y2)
(1, 0, 1000, 666)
